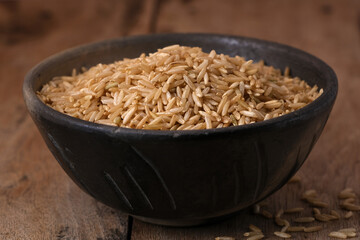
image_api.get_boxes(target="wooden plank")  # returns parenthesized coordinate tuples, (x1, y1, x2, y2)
(131, 0, 360, 239)
(0, 96, 130, 239)
(0, 0, 156, 239)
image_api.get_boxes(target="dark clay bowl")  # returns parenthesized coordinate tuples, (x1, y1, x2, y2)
(23, 33, 337, 226)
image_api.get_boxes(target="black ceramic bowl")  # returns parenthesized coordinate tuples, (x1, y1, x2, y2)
(23, 33, 337, 226)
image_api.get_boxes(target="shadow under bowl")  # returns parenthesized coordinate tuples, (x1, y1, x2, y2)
(23, 33, 338, 226)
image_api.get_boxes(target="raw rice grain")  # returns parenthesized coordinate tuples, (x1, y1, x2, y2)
(38, 45, 322, 130)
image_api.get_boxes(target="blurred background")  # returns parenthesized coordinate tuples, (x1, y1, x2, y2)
(0, 0, 358, 81)
(0, 0, 359, 239)
(0, 0, 358, 107)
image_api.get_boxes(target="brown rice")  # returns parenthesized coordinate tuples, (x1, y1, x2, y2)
(38, 45, 323, 130)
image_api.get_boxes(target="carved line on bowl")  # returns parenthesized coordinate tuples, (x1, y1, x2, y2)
(47, 132, 97, 198)
(123, 165, 154, 210)
(104, 171, 134, 210)
(130, 145, 177, 210)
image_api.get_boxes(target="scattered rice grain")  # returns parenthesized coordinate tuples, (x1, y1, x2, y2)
(341, 203, 360, 211)
(260, 209, 273, 219)
(314, 213, 333, 222)
(284, 207, 304, 214)
(304, 226, 323, 232)
(246, 234, 265, 240)
(249, 224, 262, 233)
(288, 175, 301, 183)
(273, 231, 291, 238)
(330, 210, 341, 219)
(328, 231, 348, 239)
(244, 232, 264, 237)
(344, 211, 353, 219)
(338, 191, 356, 199)
(309, 200, 329, 208)
(253, 204, 261, 214)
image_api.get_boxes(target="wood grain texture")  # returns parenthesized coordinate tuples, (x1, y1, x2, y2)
(0, 0, 359, 239)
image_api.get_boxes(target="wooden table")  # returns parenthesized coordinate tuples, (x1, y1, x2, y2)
(0, 0, 359, 239)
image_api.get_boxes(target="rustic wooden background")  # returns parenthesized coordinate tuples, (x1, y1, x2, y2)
(0, 0, 359, 239)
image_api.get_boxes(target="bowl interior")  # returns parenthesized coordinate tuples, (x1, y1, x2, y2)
(30, 34, 336, 98)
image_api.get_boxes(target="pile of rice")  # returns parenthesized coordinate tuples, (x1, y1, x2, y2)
(38, 45, 323, 130)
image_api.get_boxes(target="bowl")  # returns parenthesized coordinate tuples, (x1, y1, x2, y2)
(23, 33, 338, 226)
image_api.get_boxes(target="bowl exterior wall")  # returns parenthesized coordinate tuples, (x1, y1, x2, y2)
(29, 103, 331, 222)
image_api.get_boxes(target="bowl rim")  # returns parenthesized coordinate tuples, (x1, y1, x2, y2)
(23, 33, 338, 140)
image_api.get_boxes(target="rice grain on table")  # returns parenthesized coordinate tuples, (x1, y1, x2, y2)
(338, 190, 356, 199)
(253, 204, 261, 214)
(304, 225, 323, 233)
(38, 45, 322, 130)
(330, 210, 341, 219)
(281, 224, 290, 233)
(246, 234, 265, 240)
(313, 208, 321, 215)
(284, 207, 304, 214)
(310, 200, 329, 208)
(260, 209, 273, 219)
(314, 213, 337, 222)
(273, 231, 291, 238)
(249, 224, 262, 233)
(339, 228, 357, 237)
(275, 217, 289, 227)
(243, 232, 264, 237)
(341, 203, 360, 211)
(328, 231, 347, 239)
(344, 211, 353, 219)
(302, 189, 318, 198)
